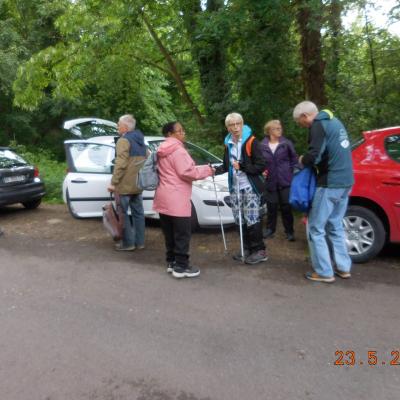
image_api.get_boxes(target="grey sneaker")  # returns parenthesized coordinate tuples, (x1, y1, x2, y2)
(263, 229, 275, 239)
(232, 249, 250, 261)
(115, 243, 136, 251)
(286, 233, 296, 242)
(172, 266, 200, 279)
(167, 261, 175, 273)
(245, 250, 268, 265)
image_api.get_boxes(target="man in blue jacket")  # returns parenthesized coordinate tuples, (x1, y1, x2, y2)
(293, 101, 354, 283)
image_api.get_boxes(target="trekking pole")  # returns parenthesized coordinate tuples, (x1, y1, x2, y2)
(210, 165, 228, 253)
(236, 169, 245, 262)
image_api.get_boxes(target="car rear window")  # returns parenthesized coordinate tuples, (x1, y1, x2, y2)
(69, 143, 115, 173)
(385, 135, 400, 163)
(0, 149, 28, 168)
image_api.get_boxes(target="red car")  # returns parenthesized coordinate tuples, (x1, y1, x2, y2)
(345, 127, 400, 262)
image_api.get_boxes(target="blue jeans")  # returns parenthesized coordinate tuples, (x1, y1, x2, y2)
(307, 187, 352, 277)
(119, 194, 145, 248)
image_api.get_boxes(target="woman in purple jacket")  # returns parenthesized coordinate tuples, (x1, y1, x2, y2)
(261, 120, 298, 241)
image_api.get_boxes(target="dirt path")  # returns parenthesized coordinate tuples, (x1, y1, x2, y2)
(1, 203, 398, 282)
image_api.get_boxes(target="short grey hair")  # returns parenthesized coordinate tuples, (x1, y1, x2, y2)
(293, 101, 319, 120)
(119, 114, 136, 131)
(225, 112, 244, 127)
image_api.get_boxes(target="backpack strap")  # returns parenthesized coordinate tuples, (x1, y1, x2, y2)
(245, 136, 256, 157)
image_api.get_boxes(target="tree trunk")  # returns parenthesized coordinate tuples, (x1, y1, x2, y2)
(295, 0, 327, 107)
(364, 14, 381, 125)
(141, 11, 205, 125)
(180, 0, 229, 125)
(326, 0, 342, 90)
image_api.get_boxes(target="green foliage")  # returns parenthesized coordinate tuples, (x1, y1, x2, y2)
(326, 19, 400, 138)
(1, 0, 400, 161)
(9, 141, 66, 203)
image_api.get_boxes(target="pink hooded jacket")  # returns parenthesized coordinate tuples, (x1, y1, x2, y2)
(153, 137, 213, 217)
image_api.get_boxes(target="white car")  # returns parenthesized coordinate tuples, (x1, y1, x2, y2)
(62, 118, 234, 228)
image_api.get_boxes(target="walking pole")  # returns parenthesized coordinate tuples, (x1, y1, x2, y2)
(211, 171, 228, 253)
(236, 169, 245, 262)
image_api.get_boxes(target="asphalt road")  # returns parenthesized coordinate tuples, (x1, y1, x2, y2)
(0, 205, 399, 400)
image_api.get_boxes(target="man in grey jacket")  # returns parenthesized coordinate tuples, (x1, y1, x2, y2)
(293, 101, 354, 283)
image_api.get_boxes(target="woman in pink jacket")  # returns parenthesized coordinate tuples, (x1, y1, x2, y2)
(153, 121, 214, 279)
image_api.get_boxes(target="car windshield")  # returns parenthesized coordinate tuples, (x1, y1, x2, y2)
(0, 149, 28, 168)
(147, 140, 221, 165)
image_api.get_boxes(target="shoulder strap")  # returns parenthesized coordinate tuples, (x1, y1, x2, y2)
(245, 136, 256, 157)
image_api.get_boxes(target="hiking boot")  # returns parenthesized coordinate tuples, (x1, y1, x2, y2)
(245, 250, 268, 265)
(286, 233, 296, 242)
(167, 261, 175, 273)
(305, 271, 335, 283)
(335, 270, 351, 279)
(172, 266, 200, 279)
(232, 249, 250, 261)
(115, 243, 136, 251)
(263, 228, 275, 239)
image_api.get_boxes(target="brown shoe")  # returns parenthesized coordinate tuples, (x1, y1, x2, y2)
(305, 271, 335, 283)
(335, 270, 351, 279)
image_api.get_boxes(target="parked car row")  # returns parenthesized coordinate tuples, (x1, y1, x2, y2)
(1, 118, 399, 264)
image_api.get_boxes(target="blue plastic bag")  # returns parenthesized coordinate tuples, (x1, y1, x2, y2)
(289, 167, 316, 212)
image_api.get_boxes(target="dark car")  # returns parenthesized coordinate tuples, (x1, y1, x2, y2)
(0, 147, 45, 209)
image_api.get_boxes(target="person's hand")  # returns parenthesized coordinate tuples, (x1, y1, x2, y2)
(232, 160, 240, 171)
(298, 155, 304, 166)
(262, 169, 269, 178)
(210, 166, 216, 175)
(107, 184, 115, 193)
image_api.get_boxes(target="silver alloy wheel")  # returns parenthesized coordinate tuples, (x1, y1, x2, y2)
(343, 215, 375, 257)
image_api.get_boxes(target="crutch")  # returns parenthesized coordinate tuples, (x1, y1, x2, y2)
(211, 170, 228, 253)
(235, 169, 245, 262)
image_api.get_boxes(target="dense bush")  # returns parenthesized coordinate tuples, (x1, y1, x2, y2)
(9, 141, 65, 204)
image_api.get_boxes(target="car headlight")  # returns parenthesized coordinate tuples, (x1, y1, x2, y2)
(193, 180, 229, 192)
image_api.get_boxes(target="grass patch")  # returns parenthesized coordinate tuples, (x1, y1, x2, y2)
(9, 141, 66, 204)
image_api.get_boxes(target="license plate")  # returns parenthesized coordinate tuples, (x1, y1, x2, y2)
(3, 175, 26, 183)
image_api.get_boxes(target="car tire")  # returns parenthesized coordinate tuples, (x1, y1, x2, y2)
(191, 202, 199, 232)
(343, 205, 386, 263)
(66, 189, 82, 219)
(22, 199, 42, 209)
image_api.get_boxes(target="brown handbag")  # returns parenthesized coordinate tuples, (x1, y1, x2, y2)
(102, 193, 123, 241)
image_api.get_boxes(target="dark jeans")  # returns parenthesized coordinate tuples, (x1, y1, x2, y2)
(239, 223, 265, 253)
(159, 213, 191, 268)
(265, 187, 294, 234)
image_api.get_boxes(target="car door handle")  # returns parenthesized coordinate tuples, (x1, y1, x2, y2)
(71, 179, 88, 183)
